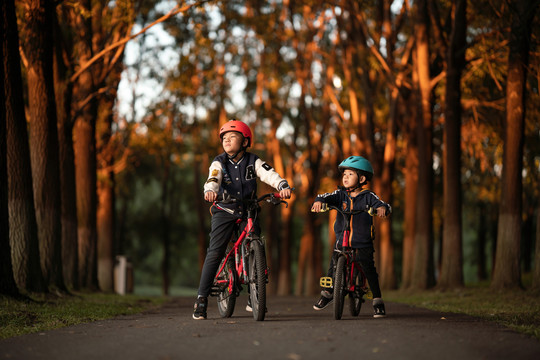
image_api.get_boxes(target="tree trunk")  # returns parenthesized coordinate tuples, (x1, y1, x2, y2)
(73, 0, 98, 290)
(492, 0, 538, 290)
(97, 170, 114, 292)
(277, 197, 295, 296)
(1, 1, 20, 296)
(23, 0, 65, 292)
(532, 207, 540, 290)
(160, 156, 171, 296)
(439, 0, 467, 289)
(411, 0, 435, 290)
(4, 0, 45, 293)
(477, 203, 488, 281)
(401, 108, 418, 289)
(96, 78, 120, 293)
(54, 4, 78, 291)
(194, 155, 209, 272)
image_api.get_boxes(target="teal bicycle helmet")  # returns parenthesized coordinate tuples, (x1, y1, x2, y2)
(338, 156, 374, 181)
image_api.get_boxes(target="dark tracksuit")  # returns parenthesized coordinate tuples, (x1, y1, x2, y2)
(315, 188, 391, 299)
(197, 152, 289, 297)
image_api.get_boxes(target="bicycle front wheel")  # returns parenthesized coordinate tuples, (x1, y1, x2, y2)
(216, 255, 237, 318)
(248, 238, 267, 321)
(333, 255, 346, 320)
(349, 268, 364, 316)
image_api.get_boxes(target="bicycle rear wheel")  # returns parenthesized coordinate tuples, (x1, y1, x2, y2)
(248, 238, 267, 321)
(216, 254, 237, 318)
(349, 268, 364, 316)
(333, 255, 346, 320)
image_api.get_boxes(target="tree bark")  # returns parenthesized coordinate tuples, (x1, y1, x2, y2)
(97, 169, 115, 292)
(73, 0, 99, 290)
(1, 0, 20, 296)
(439, 0, 467, 289)
(492, 0, 538, 290)
(401, 115, 418, 289)
(411, 0, 435, 290)
(4, 0, 45, 293)
(23, 0, 65, 292)
(54, 1, 78, 291)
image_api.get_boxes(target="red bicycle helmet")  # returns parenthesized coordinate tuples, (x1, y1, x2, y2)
(219, 120, 252, 147)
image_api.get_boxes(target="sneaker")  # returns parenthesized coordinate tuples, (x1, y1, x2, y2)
(192, 297, 208, 320)
(313, 290, 333, 311)
(246, 296, 252, 312)
(373, 302, 386, 318)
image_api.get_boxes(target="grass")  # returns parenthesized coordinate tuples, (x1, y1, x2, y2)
(385, 286, 540, 341)
(0, 292, 167, 340)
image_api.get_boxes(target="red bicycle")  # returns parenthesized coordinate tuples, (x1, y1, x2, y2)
(210, 192, 289, 321)
(316, 204, 373, 320)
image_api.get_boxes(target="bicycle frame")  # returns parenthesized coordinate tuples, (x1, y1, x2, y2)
(339, 228, 368, 293)
(212, 192, 290, 321)
(215, 217, 255, 290)
(316, 204, 372, 319)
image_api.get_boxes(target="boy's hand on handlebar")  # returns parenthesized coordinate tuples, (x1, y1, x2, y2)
(204, 191, 217, 203)
(376, 206, 387, 218)
(311, 201, 323, 212)
(279, 188, 291, 199)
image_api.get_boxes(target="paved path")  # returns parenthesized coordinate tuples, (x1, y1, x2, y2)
(1, 295, 539, 359)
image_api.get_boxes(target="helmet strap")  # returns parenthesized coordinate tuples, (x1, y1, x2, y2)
(227, 146, 247, 161)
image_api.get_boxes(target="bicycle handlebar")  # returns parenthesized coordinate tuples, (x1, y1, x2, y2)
(314, 203, 374, 216)
(212, 188, 294, 207)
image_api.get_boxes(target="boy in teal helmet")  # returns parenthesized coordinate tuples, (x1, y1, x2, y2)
(311, 156, 391, 318)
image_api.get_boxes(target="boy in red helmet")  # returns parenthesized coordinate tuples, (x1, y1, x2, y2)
(311, 156, 391, 318)
(193, 120, 291, 320)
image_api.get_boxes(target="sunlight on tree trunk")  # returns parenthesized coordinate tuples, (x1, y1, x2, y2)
(23, 0, 65, 293)
(401, 122, 418, 289)
(492, 0, 537, 290)
(411, 0, 435, 290)
(97, 171, 114, 292)
(4, 0, 45, 293)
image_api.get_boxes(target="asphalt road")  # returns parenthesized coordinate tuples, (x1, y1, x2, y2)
(1, 295, 539, 360)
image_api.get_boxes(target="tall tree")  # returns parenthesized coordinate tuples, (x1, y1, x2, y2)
(1, 0, 20, 297)
(4, 0, 45, 293)
(439, 0, 467, 289)
(411, 0, 436, 289)
(401, 112, 418, 289)
(492, 0, 539, 289)
(22, 0, 65, 292)
(73, 0, 99, 290)
(54, 1, 79, 291)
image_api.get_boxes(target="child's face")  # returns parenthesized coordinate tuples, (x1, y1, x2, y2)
(342, 169, 359, 189)
(222, 131, 246, 155)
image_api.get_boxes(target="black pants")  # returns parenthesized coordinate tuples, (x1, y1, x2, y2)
(196, 208, 260, 297)
(325, 247, 382, 299)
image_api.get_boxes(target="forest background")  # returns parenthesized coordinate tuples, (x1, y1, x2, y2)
(1, 0, 539, 299)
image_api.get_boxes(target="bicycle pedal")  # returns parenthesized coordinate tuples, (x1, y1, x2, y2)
(210, 286, 222, 296)
(365, 289, 373, 300)
(320, 277, 333, 288)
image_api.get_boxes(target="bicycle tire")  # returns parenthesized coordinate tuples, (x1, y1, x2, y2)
(349, 268, 363, 316)
(333, 255, 346, 320)
(248, 238, 267, 321)
(216, 254, 237, 318)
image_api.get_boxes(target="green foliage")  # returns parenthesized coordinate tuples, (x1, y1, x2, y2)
(0, 293, 166, 340)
